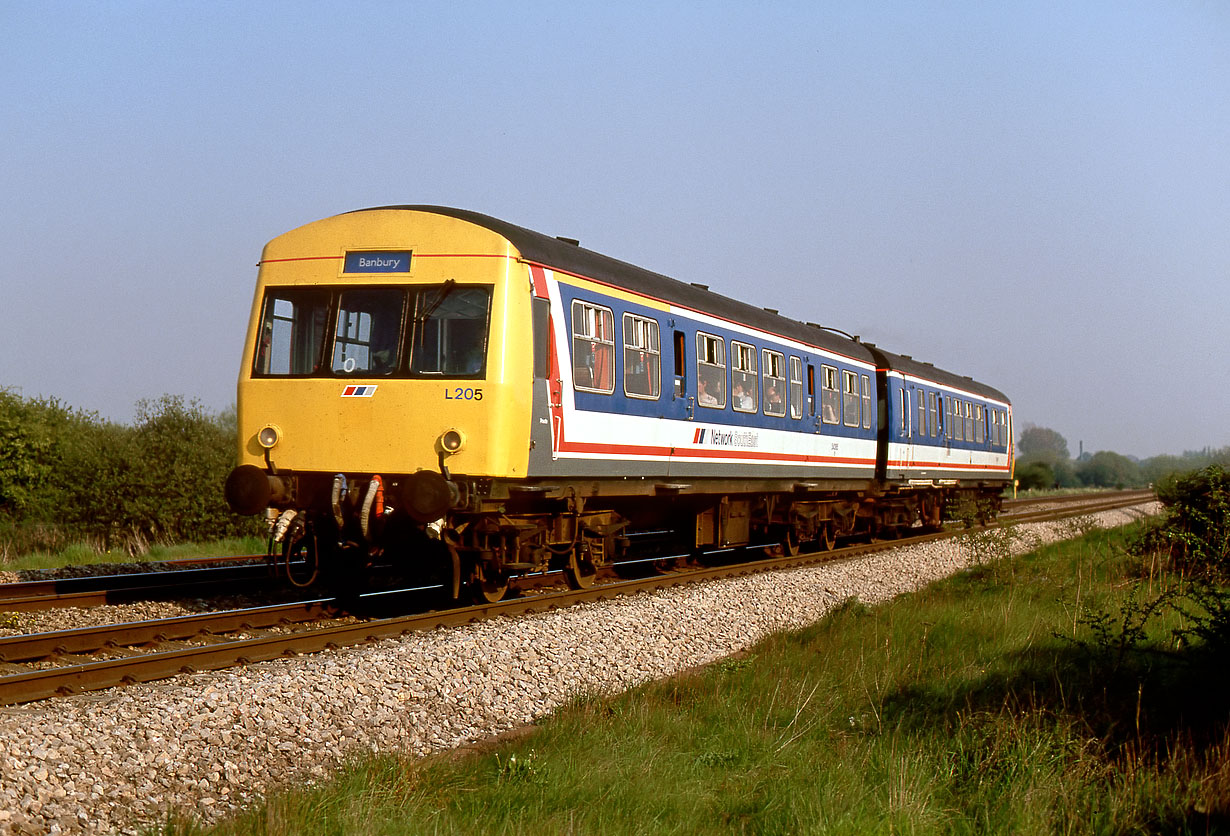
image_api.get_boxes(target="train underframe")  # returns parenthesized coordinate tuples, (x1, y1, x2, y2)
(252, 469, 1004, 603)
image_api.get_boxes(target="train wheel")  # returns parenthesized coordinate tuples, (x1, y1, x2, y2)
(474, 567, 508, 604)
(819, 522, 836, 552)
(564, 548, 598, 589)
(764, 527, 799, 558)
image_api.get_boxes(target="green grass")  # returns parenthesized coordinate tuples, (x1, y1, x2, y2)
(156, 523, 1230, 835)
(0, 536, 266, 573)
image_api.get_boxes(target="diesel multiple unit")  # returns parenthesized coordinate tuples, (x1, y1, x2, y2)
(225, 206, 1012, 600)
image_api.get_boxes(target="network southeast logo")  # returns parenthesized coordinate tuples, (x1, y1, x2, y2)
(692, 427, 759, 448)
(341, 385, 378, 398)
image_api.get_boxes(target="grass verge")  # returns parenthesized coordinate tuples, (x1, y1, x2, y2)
(0, 537, 266, 574)
(157, 521, 1230, 835)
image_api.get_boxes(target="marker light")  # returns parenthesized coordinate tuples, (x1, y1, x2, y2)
(439, 429, 465, 453)
(257, 425, 281, 449)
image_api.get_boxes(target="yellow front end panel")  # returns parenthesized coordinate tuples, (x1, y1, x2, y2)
(235, 209, 534, 479)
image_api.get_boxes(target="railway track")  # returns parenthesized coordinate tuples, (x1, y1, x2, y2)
(0, 490, 1156, 706)
(0, 563, 277, 613)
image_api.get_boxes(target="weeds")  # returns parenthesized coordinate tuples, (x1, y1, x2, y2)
(156, 471, 1230, 836)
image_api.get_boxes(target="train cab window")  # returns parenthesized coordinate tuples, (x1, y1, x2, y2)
(763, 350, 786, 416)
(731, 342, 758, 413)
(409, 285, 491, 377)
(842, 370, 860, 427)
(571, 301, 615, 393)
(696, 332, 726, 408)
(861, 375, 871, 430)
(622, 313, 660, 399)
(254, 288, 329, 376)
(332, 288, 406, 376)
(821, 365, 840, 424)
(788, 356, 804, 419)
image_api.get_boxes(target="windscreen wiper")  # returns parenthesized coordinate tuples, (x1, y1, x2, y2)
(416, 279, 457, 322)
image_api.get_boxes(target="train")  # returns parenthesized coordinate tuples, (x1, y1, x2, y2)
(224, 206, 1013, 600)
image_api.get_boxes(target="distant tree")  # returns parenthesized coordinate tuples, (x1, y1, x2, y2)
(1015, 459, 1055, 491)
(1017, 426, 1070, 464)
(1077, 451, 1142, 489)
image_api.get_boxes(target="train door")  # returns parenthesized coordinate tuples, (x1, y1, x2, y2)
(664, 328, 693, 420)
(663, 327, 692, 477)
(900, 385, 914, 469)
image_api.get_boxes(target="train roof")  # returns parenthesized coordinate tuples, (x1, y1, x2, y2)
(351, 206, 1007, 403)
(355, 205, 874, 363)
(865, 345, 1010, 404)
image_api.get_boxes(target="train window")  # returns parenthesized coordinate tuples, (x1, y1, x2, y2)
(532, 298, 550, 379)
(731, 342, 758, 413)
(788, 357, 803, 419)
(622, 314, 660, 399)
(696, 333, 726, 408)
(964, 401, 974, 442)
(821, 365, 839, 424)
(899, 389, 909, 436)
(253, 288, 329, 376)
(409, 285, 491, 377)
(842, 370, 859, 427)
(928, 391, 938, 437)
(571, 301, 615, 393)
(332, 288, 406, 376)
(975, 404, 985, 444)
(861, 375, 871, 430)
(673, 330, 686, 398)
(916, 388, 927, 438)
(763, 350, 785, 416)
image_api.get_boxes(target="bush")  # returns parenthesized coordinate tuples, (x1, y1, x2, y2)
(1154, 465, 1230, 576)
(0, 392, 260, 558)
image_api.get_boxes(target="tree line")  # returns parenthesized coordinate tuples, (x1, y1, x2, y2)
(0, 390, 260, 559)
(1014, 424, 1229, 491)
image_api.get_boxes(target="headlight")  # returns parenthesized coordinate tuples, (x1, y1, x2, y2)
(257, 425, 281, 449)
(439, 428, 465, 453)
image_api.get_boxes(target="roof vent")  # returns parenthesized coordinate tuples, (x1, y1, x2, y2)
(763, 307, 779, 315)
(690, 282, 709, 290)
(555, 236, 580, 246)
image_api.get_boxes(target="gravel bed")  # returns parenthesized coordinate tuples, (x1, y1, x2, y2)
(0, 595, 312, 640)
(0, 503, 1159, 835)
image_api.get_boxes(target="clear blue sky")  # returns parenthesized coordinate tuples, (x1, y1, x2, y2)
(2, 1, 1227, 459)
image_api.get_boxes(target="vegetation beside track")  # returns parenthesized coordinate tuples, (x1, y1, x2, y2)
(155, 472, 1230, 836)
(0, 391, 263, 562)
